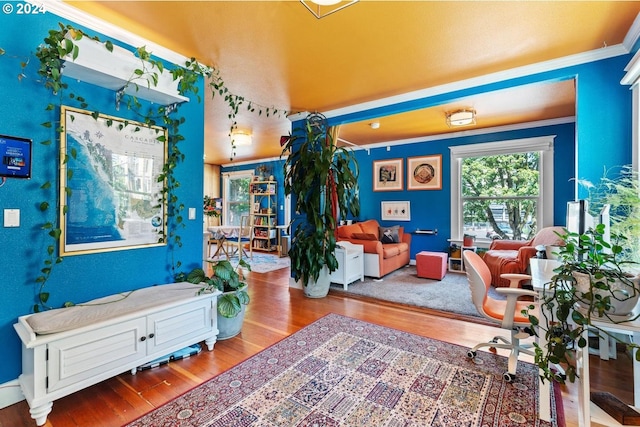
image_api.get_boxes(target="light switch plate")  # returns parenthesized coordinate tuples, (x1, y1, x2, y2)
(4, 209, 20, 227)
(188, 207, 196, 220)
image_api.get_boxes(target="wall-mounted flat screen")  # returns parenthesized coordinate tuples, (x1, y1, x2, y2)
(0, 134, 32, 179)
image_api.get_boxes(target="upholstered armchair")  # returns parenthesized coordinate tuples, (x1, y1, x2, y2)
(483, 226, 565, 287)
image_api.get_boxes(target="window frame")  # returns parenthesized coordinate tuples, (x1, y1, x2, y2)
(222, 170, 254, 226)
(449, 136, 555, 241)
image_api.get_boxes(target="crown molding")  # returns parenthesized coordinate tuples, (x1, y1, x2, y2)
(624, 12, 640, 52)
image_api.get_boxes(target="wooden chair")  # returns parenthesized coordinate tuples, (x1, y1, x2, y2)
(226, 215, 253, 260)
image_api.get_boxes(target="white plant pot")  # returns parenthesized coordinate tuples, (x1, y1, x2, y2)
(304, 266, 331, 298)
(573, 271, 640, 318)
(216, 284, 248, 340)
(217, 304, 246, 340)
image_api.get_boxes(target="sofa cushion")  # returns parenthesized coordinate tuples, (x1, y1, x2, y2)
(352, 232, 377, 241)
(337, 223, 363, 239)
(25, 282, 202, 335)
(379, 225, 400, 243)
(382, 244, 400, 258)
(359, 220, 380, 238)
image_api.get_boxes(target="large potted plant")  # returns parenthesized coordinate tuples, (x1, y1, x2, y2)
(183, 259, 250, 339)
(527, 225, 640, 383)
(282, 113, 360, 298)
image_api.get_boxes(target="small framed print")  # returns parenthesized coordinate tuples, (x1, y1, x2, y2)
(407, 155, 442, 190)
(381, 201, 411, 221)
(253, 202, 260, 213)
(373, 158, 403, 191)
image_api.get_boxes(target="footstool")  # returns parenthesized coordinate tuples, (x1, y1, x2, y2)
(416, 251, 448, 280)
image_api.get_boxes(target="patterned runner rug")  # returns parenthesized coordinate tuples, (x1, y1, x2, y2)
(209, 252, 290, 273)
(126, 314, 564, 426)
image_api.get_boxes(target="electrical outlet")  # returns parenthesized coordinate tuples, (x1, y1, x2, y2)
(4, 209, 20, 227)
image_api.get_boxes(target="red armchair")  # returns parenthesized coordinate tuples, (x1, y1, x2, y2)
(483, 226, 565, 287)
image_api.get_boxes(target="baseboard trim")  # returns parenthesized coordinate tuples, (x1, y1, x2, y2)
(0, 378, 24, 409)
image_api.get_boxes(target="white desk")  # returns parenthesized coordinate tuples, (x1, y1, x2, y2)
(530, 258, 640, 426)
(530, 258, 559, 423)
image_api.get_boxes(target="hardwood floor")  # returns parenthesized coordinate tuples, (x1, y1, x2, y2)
(0, 266, 633, 427)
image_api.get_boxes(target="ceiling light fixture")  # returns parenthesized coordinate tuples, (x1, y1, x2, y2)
(370, 122, 380, 129)
(446, 109, 476, 127)
(300, 0, 359, 19)
(231, 130, 252, 146)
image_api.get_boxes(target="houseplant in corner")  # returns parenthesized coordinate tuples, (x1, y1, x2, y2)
(184, 259, 251, 339)
(282, 113, 360, 298)
(527, 224, 640, 384)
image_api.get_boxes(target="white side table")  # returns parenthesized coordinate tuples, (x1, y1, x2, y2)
(330, 241, 364, 290)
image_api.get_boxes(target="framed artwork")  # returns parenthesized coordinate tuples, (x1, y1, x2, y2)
(253, 202, 261, 213)
(60, 106, 167, 256)
(373, 158, 403, 191)
(381, 201, 411, 221)
(407, 154, 442, 190)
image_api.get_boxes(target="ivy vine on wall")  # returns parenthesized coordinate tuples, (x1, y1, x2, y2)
(3, 23, 287, 311)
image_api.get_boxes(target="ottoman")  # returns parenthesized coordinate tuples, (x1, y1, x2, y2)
(416, 251, 448, 280)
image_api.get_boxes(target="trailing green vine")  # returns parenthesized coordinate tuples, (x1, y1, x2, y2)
(6, 22, 287, 311)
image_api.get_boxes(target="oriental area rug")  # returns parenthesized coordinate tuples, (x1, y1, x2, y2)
(126, 314, 564, 427)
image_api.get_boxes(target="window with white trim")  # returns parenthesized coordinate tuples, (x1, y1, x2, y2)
(450, 136, 555, 242)
(222, 171, 253, 226)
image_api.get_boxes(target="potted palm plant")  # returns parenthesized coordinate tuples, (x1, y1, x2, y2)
(183, 259, 250, 339)
(281, 113, 360, 298)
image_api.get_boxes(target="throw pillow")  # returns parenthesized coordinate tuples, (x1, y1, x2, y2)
(352, 232, 378, 241)
(379, 226, 400, 244)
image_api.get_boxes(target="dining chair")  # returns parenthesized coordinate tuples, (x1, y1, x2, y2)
(226, 215, 252, 260)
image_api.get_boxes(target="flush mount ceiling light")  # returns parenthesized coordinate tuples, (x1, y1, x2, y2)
(300, 0, 359, 19)
(445, 109, 476, 127)
(231, 130, 252, 146)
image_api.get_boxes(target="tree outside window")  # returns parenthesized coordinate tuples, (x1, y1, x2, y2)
(461, 152, 540, 241)
(224, 174, 251, 226)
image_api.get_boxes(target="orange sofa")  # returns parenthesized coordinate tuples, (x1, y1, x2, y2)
(336, 219, 411, 278)
(483, 226, 565, 287)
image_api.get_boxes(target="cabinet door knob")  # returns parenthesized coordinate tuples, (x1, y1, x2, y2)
(148, 333, 155, 339)
(140, 336, 146, 342)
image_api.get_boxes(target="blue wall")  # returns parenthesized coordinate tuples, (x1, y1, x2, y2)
(0, 11, 635, 387)
(349, 123, 576, 256)
(0, 13, 205, 383)
(313, 54, 633, 257)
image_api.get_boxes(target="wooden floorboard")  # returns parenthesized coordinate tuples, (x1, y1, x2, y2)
(0, 265, 633, 427)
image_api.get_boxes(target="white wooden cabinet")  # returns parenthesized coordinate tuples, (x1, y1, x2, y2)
(14, 285, 220, 426)
(330, 241, 364, 289)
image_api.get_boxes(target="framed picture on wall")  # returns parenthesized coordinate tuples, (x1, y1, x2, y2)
(407, 154, 442, 190)
(381, 201, 411, 221)
(59, 106, 167, 256)
(373, 158, 403, 191)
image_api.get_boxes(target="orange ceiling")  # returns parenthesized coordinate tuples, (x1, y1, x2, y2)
(63, 1, 640, 164)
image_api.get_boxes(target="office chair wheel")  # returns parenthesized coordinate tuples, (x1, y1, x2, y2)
(503, 372, 516, 383)
(467, 350, 477, 359)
